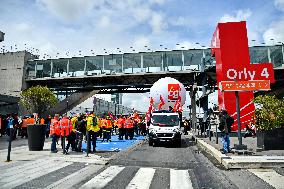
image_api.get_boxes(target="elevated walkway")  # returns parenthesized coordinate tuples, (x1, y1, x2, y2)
(45, 90, 98, 116)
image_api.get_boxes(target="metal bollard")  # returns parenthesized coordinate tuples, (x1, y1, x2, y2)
(86, 130, 90, 157)
(6, 128, 13, 162)
(63, 130, 66, 154)
(215, 124, 218, 144)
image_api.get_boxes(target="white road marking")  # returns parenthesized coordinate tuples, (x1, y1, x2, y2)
(1, 161, 72, 189)
(0, 158, 50, 178)
(249, 169, 284, 189)
(126, 167, 156, 189)
(46, 164, 104, 189)
(170, 169, 193, 189)
(80, 166, 125, 189)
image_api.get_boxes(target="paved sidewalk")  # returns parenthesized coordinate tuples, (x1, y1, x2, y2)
(187, 131, 284, 169)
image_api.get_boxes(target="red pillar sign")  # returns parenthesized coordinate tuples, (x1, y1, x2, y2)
(211, 21, 275, 131)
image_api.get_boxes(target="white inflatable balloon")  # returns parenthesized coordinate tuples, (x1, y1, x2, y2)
(149, 77, 186, 110)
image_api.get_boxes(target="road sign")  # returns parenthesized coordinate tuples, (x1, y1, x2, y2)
(219, 80, 270, 92)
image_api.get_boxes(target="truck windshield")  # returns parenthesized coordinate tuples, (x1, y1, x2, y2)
(151, 115, 179, 126)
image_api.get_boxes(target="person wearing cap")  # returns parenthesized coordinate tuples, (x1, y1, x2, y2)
(50, 114, 60, 153)
(86, 112, 100, 153)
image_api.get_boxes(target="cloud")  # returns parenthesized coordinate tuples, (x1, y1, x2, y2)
(98, 16, 110, 28)
(150, 12, 168, 34)
(133, 36, 150, 49)
(274, 0, 284, 11)
(122, 93, 149, 112)
(149, 0, 166, 5)
(220, 9, 252, 23)
(263, 0, 284, 44)
(37, 0, 103, 22)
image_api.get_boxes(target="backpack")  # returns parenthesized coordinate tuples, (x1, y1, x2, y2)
(218, 122, 224, 131)
(226, 116, 234, 133)
(93, 116, 97, 126)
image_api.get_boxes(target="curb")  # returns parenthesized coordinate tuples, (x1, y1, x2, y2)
(188, 133, 284, 169)
(108, 139, 147, 162)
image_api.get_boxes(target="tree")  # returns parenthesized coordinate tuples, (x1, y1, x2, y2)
(253, 95, 284, 131)
(20, 85, 58, 117)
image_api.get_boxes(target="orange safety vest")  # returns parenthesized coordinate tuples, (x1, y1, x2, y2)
(124, 118, 133, 129)
(101, 119, 107, 129)
(60, 118, 71, 137)
(50, 118, 60, 135)
(27, 118, 36, 125)
(22, 119, 28, 128)
(117, 118, 124, 129)
(40, 118, 45, 125)
(105, 120, 112, 129)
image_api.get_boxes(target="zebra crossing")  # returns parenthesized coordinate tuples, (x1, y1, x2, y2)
(80, 165, 194, 189)
(1, 159, 284, 189)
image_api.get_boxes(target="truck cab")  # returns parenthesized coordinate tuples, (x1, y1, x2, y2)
(148, 110, 182, 147)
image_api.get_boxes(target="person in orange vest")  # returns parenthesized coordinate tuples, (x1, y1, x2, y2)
(101, 117, 107, 142)
(40, 117, 45, 124)
(27, 115, 36, 125)
(21, 116, 28, 138)
(50, 114, 60, 153)
(105, 117, 113, 142)
(125, 116, 134, 140)
(59, 114, 72, 154)
(117, 115, 125, 140)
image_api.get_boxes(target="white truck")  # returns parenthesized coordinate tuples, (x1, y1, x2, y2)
(148, 110, 182, 147)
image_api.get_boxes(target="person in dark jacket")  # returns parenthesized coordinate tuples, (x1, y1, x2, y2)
(75, 115, 86, 152)
(219, 110, 231, 154)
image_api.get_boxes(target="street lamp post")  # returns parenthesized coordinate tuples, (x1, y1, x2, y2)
(66, 100, 69, 115)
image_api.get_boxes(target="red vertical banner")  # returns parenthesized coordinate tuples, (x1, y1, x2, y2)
(211, 21, 275, 131)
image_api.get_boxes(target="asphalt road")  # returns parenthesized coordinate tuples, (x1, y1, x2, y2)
(1, 135, 283, 188)
(88, 136, 276, 189)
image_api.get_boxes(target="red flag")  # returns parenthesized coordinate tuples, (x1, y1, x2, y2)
(148, 97, 154, 112)
(158, 95, 165, 110)
(173, 96, 181, 112)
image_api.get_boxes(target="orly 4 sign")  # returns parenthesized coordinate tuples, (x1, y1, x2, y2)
(225, 63, 275, 82)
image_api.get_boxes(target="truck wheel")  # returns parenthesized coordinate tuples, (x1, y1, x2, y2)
(149, 139, 153, 146)
(174, 138, 181, 147)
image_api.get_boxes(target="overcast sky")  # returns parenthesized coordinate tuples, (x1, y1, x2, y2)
(1, 0, 284, 112)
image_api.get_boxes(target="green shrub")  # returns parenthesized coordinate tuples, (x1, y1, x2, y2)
(253, 95, 284, 131)
(20, 85, 58, 117)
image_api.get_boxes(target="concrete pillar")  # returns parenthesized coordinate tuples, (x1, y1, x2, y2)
(84, 59, 87, 75)
(50, 60, 53, 77)
(161, 53, 164, 71)
(121, 54, 124, 73)
(67, 59, 70, 76)
(181, 50, 185, 70)
(282, 44, 284, 66)
(190, 86, 197, 130)
(141, 53, 143, 72)
(102, 56, 105, 73)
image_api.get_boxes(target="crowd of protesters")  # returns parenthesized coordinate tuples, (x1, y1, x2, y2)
(0, 112, 147, 154)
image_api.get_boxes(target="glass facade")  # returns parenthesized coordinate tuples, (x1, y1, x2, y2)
(26, 46, 284, 79)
